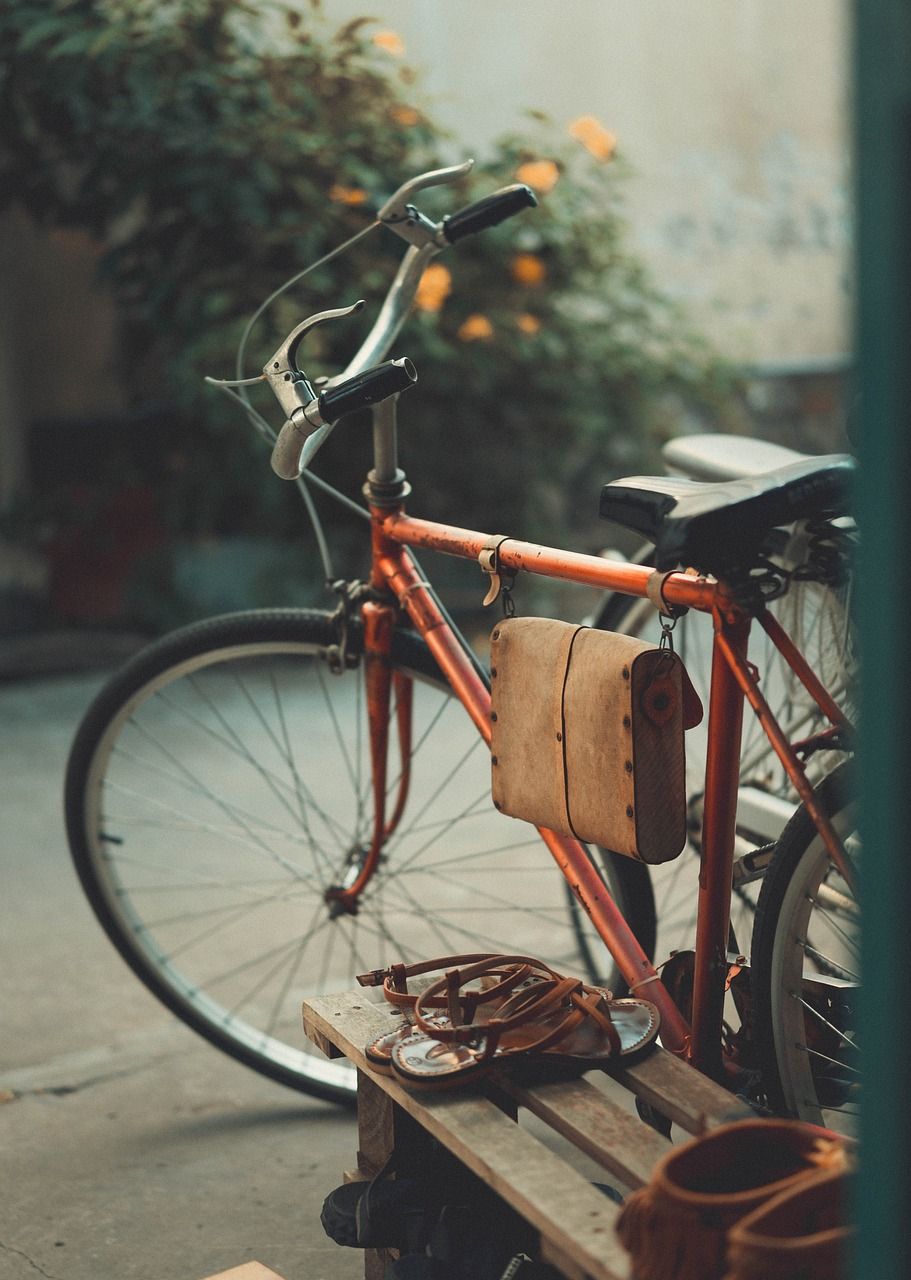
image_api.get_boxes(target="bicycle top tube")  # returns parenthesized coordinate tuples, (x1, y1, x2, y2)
(379, 511, 720, 614)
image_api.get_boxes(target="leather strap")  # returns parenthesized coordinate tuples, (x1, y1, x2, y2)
(553, 624, 584, 837)
(646, 569, 684, 616)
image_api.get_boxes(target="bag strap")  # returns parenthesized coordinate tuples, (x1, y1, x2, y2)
(552, 624, 584, 837)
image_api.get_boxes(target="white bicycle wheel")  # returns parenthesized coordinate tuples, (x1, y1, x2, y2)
(751, 764, 858, 1137)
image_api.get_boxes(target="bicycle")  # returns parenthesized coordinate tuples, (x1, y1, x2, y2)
(64, 161, 858, 1136)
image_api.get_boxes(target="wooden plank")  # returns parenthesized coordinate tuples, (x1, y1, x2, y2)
(497, 1074, 670, 1190)
(304, 991, 629, 1280)
(356, 1068, 395, 1175)
(302, 988, 396, 1065)
(615, 1048, 752, 1133)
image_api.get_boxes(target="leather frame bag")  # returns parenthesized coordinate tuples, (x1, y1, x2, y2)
(489, 617, 701, 864)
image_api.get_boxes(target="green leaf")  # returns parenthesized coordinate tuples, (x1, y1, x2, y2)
(16, 17, 68, 52)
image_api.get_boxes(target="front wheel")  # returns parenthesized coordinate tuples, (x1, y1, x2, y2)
(65, 608, 653, 1103)
(750, 763, 858, 1137)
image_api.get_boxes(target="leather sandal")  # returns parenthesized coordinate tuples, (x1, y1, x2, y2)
(377, 955, 659, 1090)
(358, 953, 559, 1075)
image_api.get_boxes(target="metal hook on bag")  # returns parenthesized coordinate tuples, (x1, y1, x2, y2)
(658, 612, 678, 655)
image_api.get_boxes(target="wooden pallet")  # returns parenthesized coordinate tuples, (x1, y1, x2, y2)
(303, 988, 752, 1280)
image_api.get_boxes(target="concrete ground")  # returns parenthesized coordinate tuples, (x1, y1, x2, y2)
(1, 670, 359, 1280)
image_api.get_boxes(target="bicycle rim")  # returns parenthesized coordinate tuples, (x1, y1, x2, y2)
(752, 763, 859, 1137)
(65, 609, 651, 1101)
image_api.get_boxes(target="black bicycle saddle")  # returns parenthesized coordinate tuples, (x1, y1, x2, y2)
(599, 453, 854, 573)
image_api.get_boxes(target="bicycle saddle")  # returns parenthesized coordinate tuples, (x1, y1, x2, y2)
(599, 453, 855, 572)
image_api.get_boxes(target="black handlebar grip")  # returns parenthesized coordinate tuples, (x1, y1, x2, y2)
(317, 358, 417, 424)
(441, 184, 538, 244)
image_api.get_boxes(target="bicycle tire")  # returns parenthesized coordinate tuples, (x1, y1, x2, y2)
(750, 762, 858, 1136)
(593, 559, 856, 971)
(64, 607, 654, 1102)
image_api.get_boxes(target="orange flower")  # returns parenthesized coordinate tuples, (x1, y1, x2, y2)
(516, 313, 541, 335)
(515, 159, 560, 194)
(415, 263, 452, 313)
(390, 105, 421, 127)
(373, 30, 405, 57)
(329, 184, 368, 206)
(511, 253, 546, 286)
(568, 115, 618, 162)
(458, 314, 494, 342)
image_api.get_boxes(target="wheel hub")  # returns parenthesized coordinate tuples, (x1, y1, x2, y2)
(325, 843, 373, 917)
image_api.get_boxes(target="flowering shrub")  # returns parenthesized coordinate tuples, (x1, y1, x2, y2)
(1, 0, 731, 562)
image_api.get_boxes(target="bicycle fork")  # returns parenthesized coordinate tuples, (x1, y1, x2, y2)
(324, 597, 412, 914)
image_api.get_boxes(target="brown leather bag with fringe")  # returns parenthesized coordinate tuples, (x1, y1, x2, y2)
(614, 1119, 849, 1280)
(722, 1166, 852, 1280)
(489, 617, 702, 863)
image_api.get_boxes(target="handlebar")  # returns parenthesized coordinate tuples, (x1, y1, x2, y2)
(441, 184, 537, 244)
(270, 358, 417, 479)
(261, 160, 537, 476)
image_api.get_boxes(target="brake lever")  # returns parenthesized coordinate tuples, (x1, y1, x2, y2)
(263, 299, 365, 443)
(377, 159, 475, 248)
(265, 300, 365, 380)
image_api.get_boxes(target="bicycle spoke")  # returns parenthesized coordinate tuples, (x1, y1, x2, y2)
(386, 786, 499, 878)
(795, 1042, 861, 1076)
(378, 873, 468, 958)
(148, 882, 306, 964)
(266, 669, 336, 882)
(315, 663, 363, 816)
(103, 776, 324, 882)
(182, 674, 354, 854)
(804, 943, 859, 983)
(794, 993, 859, 1053)
(114, 722, 335, 879)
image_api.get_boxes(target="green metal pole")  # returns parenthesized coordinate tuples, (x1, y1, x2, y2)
(854, 2, 911, 1276)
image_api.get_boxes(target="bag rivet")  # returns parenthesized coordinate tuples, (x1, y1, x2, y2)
(491, 755, 498, 766)
(622, 666, 630, 680)
(626, 805, 634, 818)
(494, 800, 502, 810)
(624, 759, 633, 773)
(491, 711, 498, 722)
(490, 667, 497, 678)
(492, 629, 500, 640)
(623, 714, 631, 728)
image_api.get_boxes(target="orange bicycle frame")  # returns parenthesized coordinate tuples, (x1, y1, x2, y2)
(334, 499, 851, 1080)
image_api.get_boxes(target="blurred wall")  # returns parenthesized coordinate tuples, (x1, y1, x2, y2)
(323, 0, 852, 368)
(0, 211, 123, 504)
